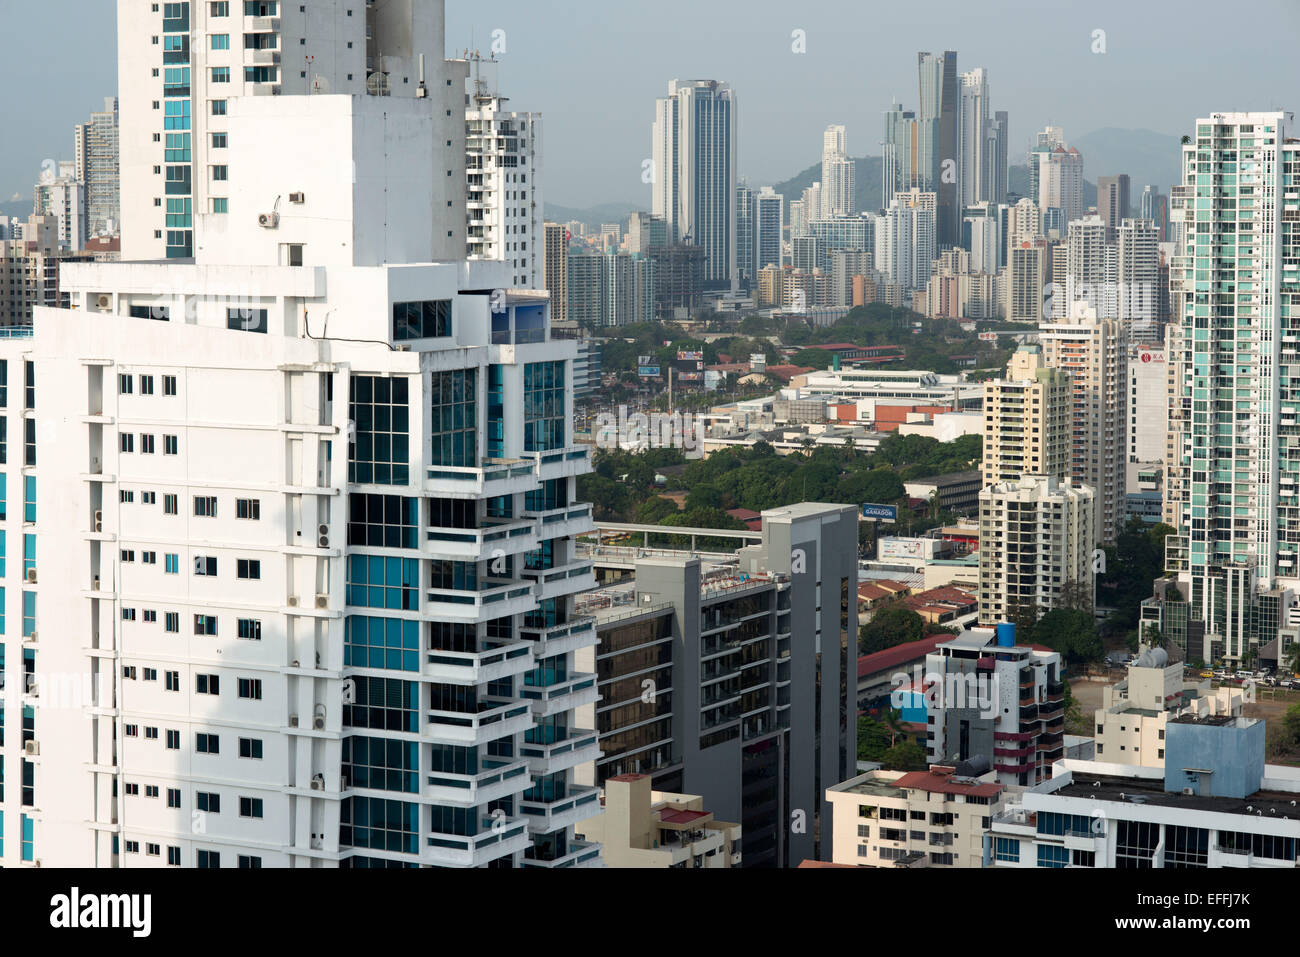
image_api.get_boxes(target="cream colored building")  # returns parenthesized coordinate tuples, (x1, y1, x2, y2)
(1039, 306, 1129, 546)
(1094, 646, 1243, 766)
(979, 475, 1095, 624)
(825, 766, 1005, 868)
(577, 774, 741, 868)
(981, 344, 1071, 487)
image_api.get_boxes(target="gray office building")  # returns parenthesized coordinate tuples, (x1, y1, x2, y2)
(575, 504, 859, 866)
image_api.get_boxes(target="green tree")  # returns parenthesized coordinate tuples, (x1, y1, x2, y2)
(1032, 608, 1104, 666)
(859, 603, 925, 655)
(881, 741, 928, 772)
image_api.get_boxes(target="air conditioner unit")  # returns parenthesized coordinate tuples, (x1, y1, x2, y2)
(313, 715, 326, 730)
(257, 212, 280, 229)
(26, 568, 37, 583)
(25, 631, 36, 643)
(288, 714, 299, 727)
(310, 774, 324, 791)
(315, 594, 328, 609)
(290, 192, 306, 204)
(96, 294, 111, 309)
(318, 535, 330, 549)
(287, 596, 299, 607)
(318, 523, 329, 537)
(1183, 787, 1195, 796)
(24, 741, 39, 756)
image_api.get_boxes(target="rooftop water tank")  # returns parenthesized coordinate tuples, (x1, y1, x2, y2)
(996, 622, 1016, 648)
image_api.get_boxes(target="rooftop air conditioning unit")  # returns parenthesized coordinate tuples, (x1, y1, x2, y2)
(258, 212, 280, 229)
(24, 741, 39, 756)
(96, 294, 111, 309)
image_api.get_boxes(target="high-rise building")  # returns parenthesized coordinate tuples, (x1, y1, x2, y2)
(1127, 344, 1169, 466)
(981, 344, 1071, 487)
(989, 110, 1010, 205)
(543, 222, 569, 325)
(1097, 173, 1131, 242)
(574, 504, 859, 867)
(875, 189, 936, 292)
(116, 0, 466, 261)
(33, 161, 87, 252)
(1005, 238, 1048, 323)
(626, 211, 668, 256)
(0, 214, 96, 324)
(978, 476, 1096, 626)
(566, 251, 656, 328)
(1117, 217, 1162, 341)
(735, 182, 756, 288)
(1026, 126, 1065, 211)
(958, 69, 989, 207)
(20, 0, 600, 870)
(755, 187, 784, 273)
(963, 201, 1003, 273)
(1034, 131, 1084, 232)
(1064, 215, 1117, 319)
(465, 63, 544, 288)
(651, 79, 738, 289)
(1164, 111, 1300, 665)
(918, 51, 960, 247)
(1039, 308, 1130, 546)
(819, 125, 855, 219)
(75, 96, 121, 239)
(882, 103, 919, 211)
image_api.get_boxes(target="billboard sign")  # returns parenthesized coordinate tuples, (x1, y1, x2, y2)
(862, 503, 899, 522)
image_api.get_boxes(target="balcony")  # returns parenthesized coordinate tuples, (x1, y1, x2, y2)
(425, 517, 538, 562)
(523, 559, 596, 602)
(425, 815, 530, 868)
(519, 673, 600, 717)
(426, 698, 535, 747)
(518, 616, 597, 658)
(425, 758, 531, 807)
(519, 785, 602, 834)
(524, 503, 595, 541)
(519, 729, 601, 776)
(426, 459, 536, 499)
(520, 839, 603, 869)
(427, 579, 536, 623)
(423, 640, 534, 686)
(529, 446, 592, 482)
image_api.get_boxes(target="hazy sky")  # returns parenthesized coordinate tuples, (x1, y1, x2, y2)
(3, 0, 1299, 208)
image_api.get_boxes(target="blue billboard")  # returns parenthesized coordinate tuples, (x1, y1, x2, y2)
(861, 504, 898, 522)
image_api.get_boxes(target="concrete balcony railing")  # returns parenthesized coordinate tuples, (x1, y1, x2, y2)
(520, 839, 603, 869)
(519, 729, 600, 777)
(528, 446, 592, 482)
(517, 616, 597, 659)
(519, 673, 599, 718)
(519, 785, 602, 835)
(423, 640, 534, 687)
(425, 815, 530, 868)
(522, 559, 596, 602)
(426, 459, 536, 499)
(426, 579, 536, 623)
(426, 698, 535, 747)
(425, 517, 538, 562)
(425, 758, 531, 808)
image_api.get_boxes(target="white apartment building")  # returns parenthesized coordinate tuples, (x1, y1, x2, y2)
(1063, 215, 1117, 320)
(875, 188, 936, 292)
(1039, 307, 1129, 546)
(978, 475, 1095, 625)
(820, 125, 855, 219)
(1128, 344, 1170, 468)
(465, 67, 543, 289)
(11, 0, 599, 870)
(117, 0, 465, 261)
(75, 96, 122, 240)
(1116, 217, 1160, 339)
(981, 345, 1071, 488)
(826, 764, 1005, 868)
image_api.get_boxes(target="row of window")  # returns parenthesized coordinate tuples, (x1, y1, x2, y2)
(122, 785, 263, 820)
(119, 609, 262, 640)
(118, 491, 260, 520)
(120, 841, 261, 868)
(121, 433, 181, 455)
(119, 373, 178, 395)
(122, 667, 263, 700)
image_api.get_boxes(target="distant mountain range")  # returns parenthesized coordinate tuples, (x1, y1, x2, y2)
(546, 129, 1182, 228)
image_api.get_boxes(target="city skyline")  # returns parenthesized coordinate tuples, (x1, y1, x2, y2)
(4, 0, 1300, 208)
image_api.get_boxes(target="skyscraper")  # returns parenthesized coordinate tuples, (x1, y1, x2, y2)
(1117, 217, 1161, 341)
(755, 186, 784, 274)
(1037, 142, 1085, 233)
(959, 69, 988, 206)
(882, 103, 918, 210)
(819, 125, 855, 218)
(1097, 174, 1131, 242)
(1165, 111, 1300, 664)
(650, 79, 738, 290)
(1064, 215, 1117, 319)
(19, 0, 600, 869)
(736, 182, 756, 288)
(543, 221, 569, 325)
(74, 96, 120, 239)
(917, 51, 960, 247)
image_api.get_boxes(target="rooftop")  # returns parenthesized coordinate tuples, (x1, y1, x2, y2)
(1053, 772, 1300, 819)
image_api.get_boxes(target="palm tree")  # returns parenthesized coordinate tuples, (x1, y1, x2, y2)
(882, 708, 907, 748)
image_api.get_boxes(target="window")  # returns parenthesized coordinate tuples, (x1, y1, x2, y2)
(194, 496, 217, 517)
(167, 789, 181, 808)
(196, 850, 220, 869)
(349, 495, 419, 549)
(227, 307, 267, 333)
(164, 435, 178, 455)
(125, 724, 139, 737)
(165, 612, 179, 633)
(523, 361, 566, 452)
(142, 492, 156, 505)
(244, 1, 277, 15)
(212, 133, 228, 149)
(164, 494, 178, 514)
(119, 374, 134, 395)
(140, 434, 156, 454)
(165, 671, 180, 690)
(237, 618, 262, 641)
(237, 559, 261, 580)
(143, 610, 157, 623)
(163, 376, 178, 396)
(211, 100, 228, 116)
(392, 300, 451, 341)
(195, 792, 220, 814)
(238, 856, 262, 868)
(196, 674, 219, 695)
(167, 846, 182, 866)
(239, 797, 264, 819)
(146, 843, 161, 858)
(210, 1, 229, 15)
(211, 34, 230, 50)
(238, 678, 263, 700)
(194, 615, 218, 636)
(124, 783, 139, 796)
(145, 726, 159, 740)
(239, 738, 264, 759)
(345, 616, 420, 672)
(142, 551, 157, 565)
(429, 369, 477, 468)
(346, 555, 419, 611)
(194, 556, 217, 576)
(165, 554, 179, 574)
(212, 165, 229, 181)
(211, 66, 230, 83)
(143, 668, 157, 681)
(145, 786, 160, 798)
(348, 375, 410, 485)
(236, 498, 261, 520)
(121, 434, 135, 453)
(1037, 844, 1070, 869)
(196, 733, 220, 754)
(121, 549, 136, 563)
(165, 729, 181, 749)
